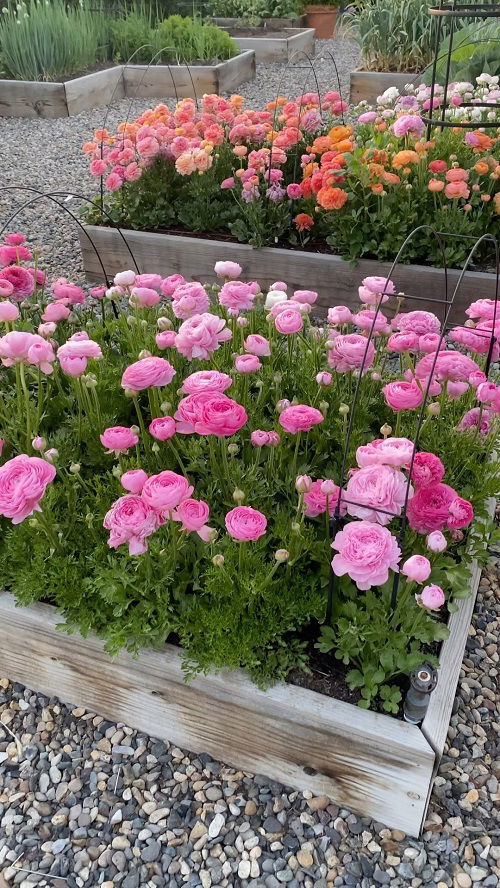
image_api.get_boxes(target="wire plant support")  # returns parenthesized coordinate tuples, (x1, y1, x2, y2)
(325, 226, 499, 625)
(423, 2, 500, 139)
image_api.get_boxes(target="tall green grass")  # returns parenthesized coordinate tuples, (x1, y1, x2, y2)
(343, 0, 439, 74)
(0, 0, 109, 81)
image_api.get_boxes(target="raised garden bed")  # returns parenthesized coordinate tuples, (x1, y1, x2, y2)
(217, 26, 315, 62)
(79, 225, 496, 324)
(0, 53, 255, 119)
(350, 70, 423, 105)
(212, 15, 307, 28)
(0, 541, 487, 836)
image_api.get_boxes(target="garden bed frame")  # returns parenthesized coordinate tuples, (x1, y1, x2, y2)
(0, 550, 485, 836)
(350, 70, 423, 105)
(0, 53, 255, 119)
(218, 27, 315, 63)
(79, 225, 496, 324)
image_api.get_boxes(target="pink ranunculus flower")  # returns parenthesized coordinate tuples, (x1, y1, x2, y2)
(446, 380, 469, 400)
(362, 276, 395, 296)
(392, 114, 425, 138)
(0, 301, 20, 322)
(328, 305, 353, 325)
(26, 339, 56, 375)
(353, 309, 390, 335)
(0, 279, 14, 298)
(476, 381, 497, 404)
(149, 417, 176, 441)
(328, 334, 375, 372)
(42, 301, 71, 323)
(447, 497, 474, 530)
(426, 530, 447, 552)
(173, 498, 212, 541)
(304, 480, 346, 518)
(59, 356, 87, 377)
(275, 308, 303, 335)
(387, 331, 420, 353)
(415, 350, 480, 383)
(356, 437, 414, 468)
(407, 483, 457, 533)
(0, 454, 56, 524)
(130, 287, 160, 308)
(244, 334, 270, 357)
(332, 521, 401, 591)
(382, 380, 423, 411)
(295, 475, 312, 493)
(409, 452, 445, 488)
(161, 273, 186, 297)
(219, 280, 256, 313)
(155, 330, 177, 349)
(251, 430, 271, 447)
(0, 331, 40, 366)
(142, 470, 193, 513)
(171, 282, 210, 319)
(418, 333, 445, 354)
(38, 322, 56, 337)
(416, 584, 445, 611)
(120, 469, 148, 494)
(121, 356, 176, 391)
(4, 232, 26, 246)
(458, 407, 492, 435)
(401, 554, 432, 583)
(114, 270, 136, 288)
(194, 393, 248, 437)
(469, 370, 487, 389)
(235, 353, 262, 374)
(279, 404, 324, 434)
(100, 426, 139, 453)
(135, 273, 162, 290)
(0, 244, 32, 265)
(51, 281, 85, 305)
(466, 299, 496, 321)
(175, 313, 232, 361)
(346, 464, 410, 525)
(182, 370, 233, 395)
(103, 494, 161, 555)
(293, 289, 318, 305)
(214, 261, 242, 279)
(0, 266, 35, 302)
(225, 505, 267, 542)
(394, 311, 440, 337)
(316, 371, 332, 386)
(57, 335, 102, 364)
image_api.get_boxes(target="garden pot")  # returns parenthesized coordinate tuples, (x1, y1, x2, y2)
(78, 225, 496, 325)
(305, 4, 338, 39)
(350, 69, 423, 105)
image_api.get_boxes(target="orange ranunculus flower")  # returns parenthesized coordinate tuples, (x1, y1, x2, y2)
(445, 168, 469, 182)
(371, 183, 385, 195)
(303, 162, 316, 178)
(474, 161, 489, 175)
(383, 172, 401, 186)
(317, 186, 348, 210)
(372, 149, 389, 165)
(493, 193, 500, 214)
(469, 130, 494, 150)
(368, 163, 385, 179)
(428, 178, 445, 192)
(332, 139, 354, 154)
(294, 213, 314, 231)
(328, 125, 353, 142)
(310, 136, 333, 155)
(375, 122, 387, 132)
(392, 150, 420, 169)
(300, 178, 313, 198)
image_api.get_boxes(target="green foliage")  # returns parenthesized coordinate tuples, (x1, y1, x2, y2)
(344, 0, 441, 73)
(0, 0, 109, 81)
(110, 11, 237, 64)
(207, 0, 303, 24)
(110, 12, 153, 63)
(424, 21, 500, 85)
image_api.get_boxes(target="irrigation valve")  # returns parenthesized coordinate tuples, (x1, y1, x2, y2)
(403, 664, 438, 724)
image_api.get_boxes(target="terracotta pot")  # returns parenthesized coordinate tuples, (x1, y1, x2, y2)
(305, 4, 338, 39)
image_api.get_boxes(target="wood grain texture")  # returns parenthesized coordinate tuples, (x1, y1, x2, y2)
(231, 29, 315, 62)
(79, 225, 496, 323)
(64, 67, 125, 116)
(0, 80, 68, 118)
(122, 53, 254, 100)
(0, 593, 435, 835)
(350, 70, 422, 104)
(421, 498, 497, 758)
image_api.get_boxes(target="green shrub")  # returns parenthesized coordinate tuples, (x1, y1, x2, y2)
(424, 20, 500, 84)
(154, 15, 237, 63)
(344, 0, 440, 73)
(0, 0, 108, 82)
(110, 11, 154, 63)
(207, 0, 303, 24)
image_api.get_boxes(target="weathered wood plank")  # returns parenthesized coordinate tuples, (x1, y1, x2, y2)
(350, 70, 422, 104)
(79, 225, 496, 323)
(0, 79, 68, 119)
(230, 29, 315, 62)
(64, 67, 125, 116)
(215, 51, 255, 94)
(0, 592, 434, 835)
(122, 53, 254, 100)
(421, 498, 497, 758)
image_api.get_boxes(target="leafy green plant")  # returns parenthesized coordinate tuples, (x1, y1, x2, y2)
(155, 15, 237, 63)
(423, 20, 500, 85)
(110, 11, 153, 62)
(343, 0, 439, 73)
(0, 0, 109, 82)
(207, 0, 303, 24)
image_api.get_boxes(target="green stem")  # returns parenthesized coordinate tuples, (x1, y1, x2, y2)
(18, 362, 31, 451)
(238, 542, 244, 575)
(133, 397, 151, 456)
(291, 431, 301, 479)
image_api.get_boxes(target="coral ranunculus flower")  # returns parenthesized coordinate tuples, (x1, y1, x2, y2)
(392, 150, 420, 169)
(317, 186, 348, 211)
(294, 213, 314, 231)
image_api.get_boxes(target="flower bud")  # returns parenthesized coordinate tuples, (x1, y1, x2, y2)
(227, 443, 239, 455)
(160, 401, 171, 414)
(320, 480, 336, 496)
(319, 401, 329, 414)
(140, 319, 148, 328)
(212, 554, 225, 567)
(152, 442, 160, 454)
(233, 488, 245, 503)
(273, 373, 282, 384)
(69, 462, 81, 474)
(426, 530, 447, 552)
(83, 373, 97, 388)
(275, 549, 289, 563)
(126, 315, 137, 326)
(426, 402, 441, 415)
(291, 521, 301, 533)
(371, 371, 381, 381)
(237, 316, 249, 328)
(106, 285, 122, 300)
(138, 349, 151, 360)
(316, 371, 332, 387)
(28, 518, 39, 527)
(380, 423, 392, 438)
(32, 435, 46, 451)
(124, 387, 137, 398)
(339, 403, 349, 416)
(295, 475, 312, 493)
(157, 316, 172, 330)
(43, 448, 58, 463)
(130, 425, 140, 435)
(112, 465, 122, 478)
(276, 398, 290, 412)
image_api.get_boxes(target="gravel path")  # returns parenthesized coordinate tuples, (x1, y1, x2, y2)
(0, 35, 360, 283)
(1, 558, 499, 888)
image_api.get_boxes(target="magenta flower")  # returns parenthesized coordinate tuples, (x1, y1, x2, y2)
(120, 469, 148, 494)
(103, 494, 161, 555)
(0, 454, 56, 524)
(100, 426, 139, 454)
(225, 506, 267, 541)
(121, 357, 176, 391)
(279, 405, 323, 434)
(149, 417, 176, 441)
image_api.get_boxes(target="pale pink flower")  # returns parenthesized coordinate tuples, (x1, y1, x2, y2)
(0, 454, 56, 524)
(332, 521, 401, 591)
(38, 322, 56, 337)
(426, 530, 447, 552)
(476, 381, 497, 404)
(175, 313, 232, 361)
(121, 357, 176, 391)
(225, 506, 267, 541)
(100, 426, 139, 453)
(156, 330, 177, 349)
(316, 371, 332, 386)
(251, 430, 270, 447)
(0, 280, 14, 298)
(356, 437, 414, 468)
(279, 405, 323, 434)
(120, 469, 148, 494)
(130, 287, 160, 308)
(161, 274, 186, 297)
(235, 353, 261, 374)
(353, 310, 390, 335)
(328, 334, 375, 372)
(362, 276, 395, 296)
(103, 494, 161, 555)
(295, 475, 312, 493)
(447, 380, 469, 400)
(293, 289, 318, 305)
(114, 270, 136, 288)
(328, 305, 353, 325)
(135, 274, 162, 289)
(51, 281, 85, 305)
(171, 282, 210, 319)
(26, 339, 56, 375)
(182, 370, 232, 394)
(346, 464, 409, 525)
(416, 584, 445, 611)
(394, 311, 440, 336)
(42, 302, 70, 323)
(275, 308, 303, 334)
(0, 301, 19, 322)
(214, 261, 242, 279)
(401, 555, 431, 583)
(219, 281, 256, 313)
(244, 334, 270, 356)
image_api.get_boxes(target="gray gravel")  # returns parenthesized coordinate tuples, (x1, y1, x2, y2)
(0, 35, 360, 283)
(1, 558, 499, 888)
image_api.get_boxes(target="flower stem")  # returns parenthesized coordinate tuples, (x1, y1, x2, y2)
(18, 362, 31, 451)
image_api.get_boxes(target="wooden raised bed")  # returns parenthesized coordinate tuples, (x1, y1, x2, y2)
(350, 70, 423, 105)
(0, 53, 255, 119)
(79, 225, 496, 324)
(212, 15, 308, 29)
(218, 27, 315, 63)
(0, 536, 487, 836)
